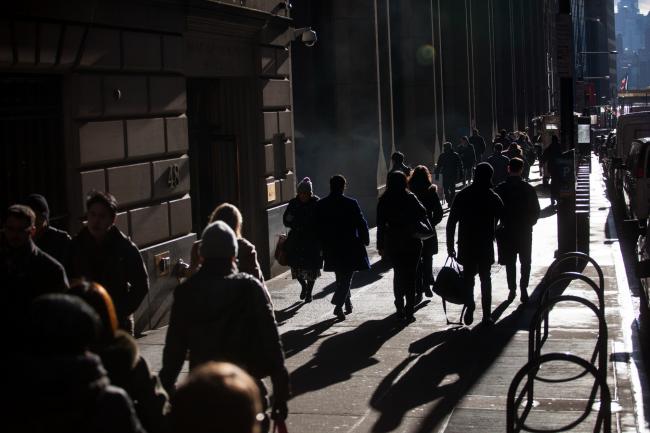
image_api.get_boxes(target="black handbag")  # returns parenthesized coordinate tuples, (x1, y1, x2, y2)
(432, 256, 467, 325)
(410, 218, 434, 240)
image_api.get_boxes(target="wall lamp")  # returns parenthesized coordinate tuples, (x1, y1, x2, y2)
(287, 27, 317, 48)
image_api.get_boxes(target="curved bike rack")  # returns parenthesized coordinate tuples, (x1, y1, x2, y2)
(544, 252, 605, 295)
(507, 353, 612, 433)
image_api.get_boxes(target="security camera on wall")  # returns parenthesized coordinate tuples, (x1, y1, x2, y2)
(293, 27, 317, 47)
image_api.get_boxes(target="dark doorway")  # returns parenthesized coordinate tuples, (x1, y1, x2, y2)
(0, 74, 67, 228)
(187, 79, 241, 232)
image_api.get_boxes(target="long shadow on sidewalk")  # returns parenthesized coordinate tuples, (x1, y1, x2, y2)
(281, 318, 338, 359)
(311, 259, 393, 301)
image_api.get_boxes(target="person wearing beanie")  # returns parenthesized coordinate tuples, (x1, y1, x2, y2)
(160, 220, 290, 431)
(22, 193, 71, 265)
(283, 177, 322, 302)
(446, 162, 503, 326)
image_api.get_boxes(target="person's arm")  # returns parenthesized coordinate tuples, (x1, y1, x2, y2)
(130, 356, 171, 433)
(430, 189, 444, 226)
(529, 187, 541, 226)
(283, 200, 297, 229)
(354, 200, 370, 246)
(446, 201, 459, 256)
(159, 288, 188, 395)
(125, 244, 149, 316)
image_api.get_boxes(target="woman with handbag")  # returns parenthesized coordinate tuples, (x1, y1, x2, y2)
(283, 177, 323, 302)
(408, 165, 444, 301)
(377, 170, 431, 322)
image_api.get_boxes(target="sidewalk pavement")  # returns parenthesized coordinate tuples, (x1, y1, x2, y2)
(139, 160, 649, 433)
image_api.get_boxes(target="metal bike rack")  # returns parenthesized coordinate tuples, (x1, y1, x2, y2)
(507, 353, 612, 433)
(544, 252, 605, 295)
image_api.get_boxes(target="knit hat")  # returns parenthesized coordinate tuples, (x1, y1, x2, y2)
(297, 177, 313, 194)
(24, 194, 50, 222)
(200, 221, 238, 259)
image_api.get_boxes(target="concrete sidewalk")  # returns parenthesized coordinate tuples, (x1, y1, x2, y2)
(139, 160, 649, 432)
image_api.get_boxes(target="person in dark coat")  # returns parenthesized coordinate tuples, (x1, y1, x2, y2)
(495, 158, 540, 303)
(408, 165, 444, 299)
(160, 221, 289, 431)
(9, 294, 145, 433)
(493, 129, 511, 152)
(469, 128, 487, 161)
(315, 175, 370, 320)
(68, 191, 149, 335)
(487, 143, 510, 186)
(1, 205, 68, 345)
(457, 136, 476, 186)
(377, 171, 430, 321)
(23, 193, 71, 266)
(389, 151, 412, 176)
(69, 280, 170, 433)
(435, 142, 463, 205)
(283, 177, 322, 302)
(446, 163, 503, 326)
(541, 134, 564, 206)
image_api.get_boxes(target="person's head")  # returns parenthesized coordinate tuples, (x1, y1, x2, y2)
(494, 143, 503, 153)
(296, 177, 313, 203)
(68, 280, 118, 344)
(3, 204, 36, 249)
(171, 362, 263, 433)
(386, 170, 407, 192)
(330, 175, 346, 195)
(23, 194, 50, 237)
(199, 221, 239, 267)
(507, 157, 525, 176)
(443, 141, 453, 152)
(209, 203, 243, 238)
(500, 129, 507, 137)
(472, 128, 479, 136)
(85, 191, 118, 242)
(408, 165, 433, 193)
(474, 162, 494, 186)
(28, 293, 100, 357)
(460, 136, 469, 145)
(391, 151, 405, 164)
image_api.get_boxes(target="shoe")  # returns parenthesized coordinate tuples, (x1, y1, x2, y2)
(395, 306, 405, 319)
(305, 292, 313, 303)
(344, 299, 353, 314)
(481, 317, 494, 326)
(507, 290, 516, 301)
(299, 286, 306, 300)
(415, 293, 423, 305)
(463, 305, 475, 325)
(423, 286, 434, 298)
(334, 306, 345, 320)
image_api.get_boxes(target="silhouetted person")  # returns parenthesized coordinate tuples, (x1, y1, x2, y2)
(504, 141, 523, 160)
(283, 177, 322, 302)
(408, 165, 444, 299)
(389, 151, 412, 176)
(68, 191, 149, 335)
(495, 158, 540, 303)
(171, 362, 263, 433)
(457, 136, 476, 186)
(69, 281, 170, 433)
(1, 205, 68, 344)
(377, 171, 430, 322)
(541, 135, 564, 206)
(493, 129, 511, 152)
(160, 221, 289, 431)
(435, 142, 463, 205)
(446, 163, 503, 325)
(316, 175, 370, 320)
(23, 193, 71, 265)
(518, 133, 536, 181)
(469, 128, 487, 161)
(487, 143, 510, 186)
(10, 294, 145, 433)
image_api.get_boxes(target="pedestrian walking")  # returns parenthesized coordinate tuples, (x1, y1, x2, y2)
(541, 135, 564, 206)
(518, 133, 536, 181)
(457, 136, 476, 186)
(446, 163, 503, 326)
(495, 158, 540, 304)
(389, 151, 412, 176)
(377, 171, 431, 322)
(469, 128, 487, 161)
(434, 142, 463, 205)
(160, 221, 289, 432)
(487, 143, 510, 186)
(315, 175, 370, 320)
(504, 141, 523, 160)
(67, 191, 149, 335)
(408, 165, 444, 300)
(283, 177, 322, 303)
(23, 193, 71, 266)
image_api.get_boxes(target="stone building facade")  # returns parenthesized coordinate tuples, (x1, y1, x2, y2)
(2, 0, 297, 332)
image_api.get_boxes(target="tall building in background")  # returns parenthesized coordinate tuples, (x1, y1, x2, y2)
(616, 0, 650, 89)
(583, 0, 617, 106)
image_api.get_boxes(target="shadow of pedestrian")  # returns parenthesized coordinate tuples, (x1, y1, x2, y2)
(312, 259, 393, 301)
(289, 315, 406, 398)
(274, 302, 304, 325)
(281, 318, 338, 359)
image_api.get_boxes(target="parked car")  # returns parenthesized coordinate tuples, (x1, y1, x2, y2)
(623, 138, 650, 224)
(612, 112, 650, 192)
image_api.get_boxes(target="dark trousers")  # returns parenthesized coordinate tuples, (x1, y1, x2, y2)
(504, 232, 533, 295)
(391, 245, 421, 316)
(462, 167, 473, 184)
(442, 179, 456, 204)
(331, 271, 354, 307)
(416, 239, 435, 294)
(463, 260, 492, 320)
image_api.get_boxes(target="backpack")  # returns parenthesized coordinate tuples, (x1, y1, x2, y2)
(432, 256, 467, 325)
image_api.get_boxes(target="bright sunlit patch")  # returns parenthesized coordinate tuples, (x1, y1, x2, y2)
(416, 44, 435, 65)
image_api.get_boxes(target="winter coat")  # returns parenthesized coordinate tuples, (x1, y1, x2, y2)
(487, 152, 510, 186)
(435, 150, 463, 182)
(389, 162, 412, 177)
(412, 185, 444, 255)
(495, 175, 540, 245)
(34, 225, 71, 267)
(377, 189, 428, 257)
(159, 268, 289, 403)
(458, 143, 477, 168)
(446, 182, 503, 265)
(68, 226, 149, 325)
(97, 330, 170, 433)
(189, 237, 265, 283)
(315, 193, 370, 272)
(469, 134, 487, 159)
(283, 196, 323, 271)
(10, 352, 145, 433)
